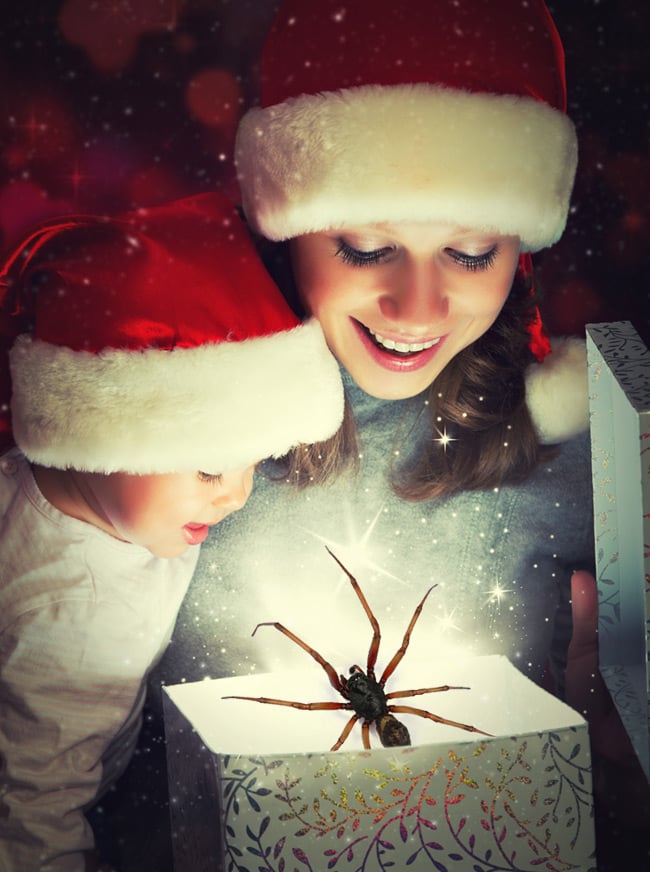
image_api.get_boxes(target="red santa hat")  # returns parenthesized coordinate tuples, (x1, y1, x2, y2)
(235, 0, 577, 253)
(0, 192, 344, 474)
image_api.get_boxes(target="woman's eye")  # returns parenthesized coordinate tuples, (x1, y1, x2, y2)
(335, 239, 392, 267)
(198, 471, 223, 485)
(446, 246, 498, 272)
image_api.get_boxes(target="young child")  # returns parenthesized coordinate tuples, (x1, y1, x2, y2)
(0, 192, 343, 871)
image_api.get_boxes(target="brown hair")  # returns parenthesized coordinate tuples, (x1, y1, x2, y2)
(263, 241, 550, 501)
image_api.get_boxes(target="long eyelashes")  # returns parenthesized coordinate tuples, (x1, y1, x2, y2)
(335, 240, 392, 267)
(335, 239, 499, 272)
(198, 471, 224, 485)
(446, 247, 498, 271)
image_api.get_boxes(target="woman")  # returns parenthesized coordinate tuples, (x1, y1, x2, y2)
(161, 0, 591, 689)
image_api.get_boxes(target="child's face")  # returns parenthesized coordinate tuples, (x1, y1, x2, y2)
(290, 221, 520, 400)
(75, 465, 256, 558)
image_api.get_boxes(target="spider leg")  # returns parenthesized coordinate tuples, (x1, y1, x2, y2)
(379, 585, 437, 686)
(388, 704, 492, 737)
(385, 684, 469, 700)
(325, 547, 381, 678)
(331, 714, 362, 751)
(222, 695, 350, 713)
(361, 720, 372, 750)
(252, 621, 344, 694)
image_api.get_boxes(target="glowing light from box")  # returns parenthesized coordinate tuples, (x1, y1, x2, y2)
(241, 509, 482, 690)
(435, 606, 462, 634)
(301, 503, 403, 588)
(210, 488, 514, 692)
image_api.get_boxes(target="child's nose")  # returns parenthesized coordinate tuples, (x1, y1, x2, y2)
(216, 464, 255, 511)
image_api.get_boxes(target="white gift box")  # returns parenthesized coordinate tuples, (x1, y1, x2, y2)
(586, 320, 650, 779)
(164, 655, 595, 871)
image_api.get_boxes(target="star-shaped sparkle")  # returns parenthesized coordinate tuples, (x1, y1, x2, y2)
(486, 582, 513, 606)
(434, 426, 457, 451)
(302, 504, 404, 588)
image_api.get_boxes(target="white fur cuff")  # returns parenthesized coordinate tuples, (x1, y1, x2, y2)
(10, 320, 344, 474)
(526, 337, 589, 443)
(236, 84, 578, 252)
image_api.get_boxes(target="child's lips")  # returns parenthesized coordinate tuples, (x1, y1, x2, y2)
(182, 522, 210, 546)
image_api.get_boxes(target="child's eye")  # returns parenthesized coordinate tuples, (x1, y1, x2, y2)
(335, 239, 393, 267)
(198, 471, 224, 485)
(446, 246, 498, 272)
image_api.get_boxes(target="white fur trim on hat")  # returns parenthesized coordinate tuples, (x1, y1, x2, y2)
(525, 337, 589, 444)
(236, 84, 578, 252)
(10, 319, 344, 474)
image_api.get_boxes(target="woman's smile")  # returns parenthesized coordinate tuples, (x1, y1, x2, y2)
(352, 318, 448, 374)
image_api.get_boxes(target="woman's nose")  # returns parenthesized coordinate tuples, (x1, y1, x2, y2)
(378, 259, 449, 325)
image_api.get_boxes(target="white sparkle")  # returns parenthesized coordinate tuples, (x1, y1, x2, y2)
(302, 504, 405, 587)
(435, 608, 462, 634)
(486, 582, 513, 606)
(434, 426, 456, 450)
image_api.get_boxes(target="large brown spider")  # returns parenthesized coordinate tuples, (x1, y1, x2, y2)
(223, 547, 491, 750)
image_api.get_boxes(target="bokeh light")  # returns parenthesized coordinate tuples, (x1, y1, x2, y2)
(185, 67, 242, 129)
(58, 0, 176, 72)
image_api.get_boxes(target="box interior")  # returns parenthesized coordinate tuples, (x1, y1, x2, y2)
(164, 654, 584, 755)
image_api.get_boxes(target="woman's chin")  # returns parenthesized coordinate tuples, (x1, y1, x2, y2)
(349, 366, 439, 400)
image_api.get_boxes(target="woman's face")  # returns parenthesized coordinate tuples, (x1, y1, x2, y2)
(291, 222, 520, 400)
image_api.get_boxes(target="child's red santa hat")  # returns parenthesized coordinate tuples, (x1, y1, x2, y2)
(0, 193, 344, 474)
(235, 0, 588, 442)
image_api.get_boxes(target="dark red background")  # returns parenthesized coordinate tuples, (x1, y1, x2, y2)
(0, 1, 648, 343)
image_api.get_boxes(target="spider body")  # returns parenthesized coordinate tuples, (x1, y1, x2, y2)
(223, 547, 490, 750)
(345, 666, 411, 746)
(346, 667, 388, 722)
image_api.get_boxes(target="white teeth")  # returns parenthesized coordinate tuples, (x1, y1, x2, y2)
(368, 328, 441, 353)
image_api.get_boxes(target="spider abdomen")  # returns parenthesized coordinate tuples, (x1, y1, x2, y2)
(376, 713, 411, 747)
(346, 669, 412, 747)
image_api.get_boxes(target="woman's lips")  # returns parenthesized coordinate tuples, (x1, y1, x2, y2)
(352, 318, 446, 373)
(182, 522, 210, 546)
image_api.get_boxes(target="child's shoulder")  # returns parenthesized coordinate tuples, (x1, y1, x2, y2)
(0, 451, 123, 622)
(1, 448, 69, 527)
(1, 450, 90, 619)
(0, 448, 32, 515)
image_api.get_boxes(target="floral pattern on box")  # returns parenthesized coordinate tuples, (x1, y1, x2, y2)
(218, 730, 594, 872)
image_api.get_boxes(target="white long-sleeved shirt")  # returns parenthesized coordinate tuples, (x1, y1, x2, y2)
(0, 449, 198, 871)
